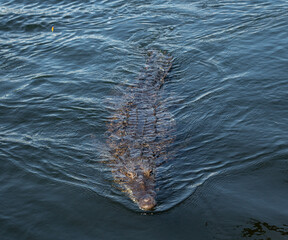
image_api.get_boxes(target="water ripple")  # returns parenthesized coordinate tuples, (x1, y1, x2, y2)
(1, 0, 288, 217)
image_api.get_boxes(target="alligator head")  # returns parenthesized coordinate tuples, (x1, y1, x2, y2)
(116, 163, 156, 211)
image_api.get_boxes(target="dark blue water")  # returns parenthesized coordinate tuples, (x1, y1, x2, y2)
(1, 0, 288, 239)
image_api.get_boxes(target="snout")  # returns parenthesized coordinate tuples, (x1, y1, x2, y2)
(138, 195, 156, 211)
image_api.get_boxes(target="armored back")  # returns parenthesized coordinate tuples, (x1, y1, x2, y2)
(139, 50, 173, 88)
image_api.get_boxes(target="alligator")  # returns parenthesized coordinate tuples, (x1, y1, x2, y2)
(107, 50, 174, 211)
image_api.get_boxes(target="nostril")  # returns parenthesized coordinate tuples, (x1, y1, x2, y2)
(139, 195, 156, 210)
(143, 197, 150, 203)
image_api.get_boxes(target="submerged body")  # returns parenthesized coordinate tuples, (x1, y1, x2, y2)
(107, 50, 174, 211)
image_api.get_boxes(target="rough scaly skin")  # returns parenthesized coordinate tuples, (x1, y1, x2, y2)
(107, 50, 174, 211)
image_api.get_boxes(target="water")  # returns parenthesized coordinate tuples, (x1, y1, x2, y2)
(1, 0, 288, 239)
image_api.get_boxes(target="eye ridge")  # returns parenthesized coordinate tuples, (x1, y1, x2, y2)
(144, 170, 153, 177)
(127, 172, 136, 179)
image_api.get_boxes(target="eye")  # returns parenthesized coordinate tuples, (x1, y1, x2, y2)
(126, 172, 136, 179)
(145, 170, 153, 176)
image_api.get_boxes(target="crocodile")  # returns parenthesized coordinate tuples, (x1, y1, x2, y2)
(107, 50, 174, 211)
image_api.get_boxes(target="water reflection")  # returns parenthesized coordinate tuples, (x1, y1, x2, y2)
(241, 219, 288, 239)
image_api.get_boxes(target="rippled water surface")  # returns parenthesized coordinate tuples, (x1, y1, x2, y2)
(1, 0, 288, 239)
